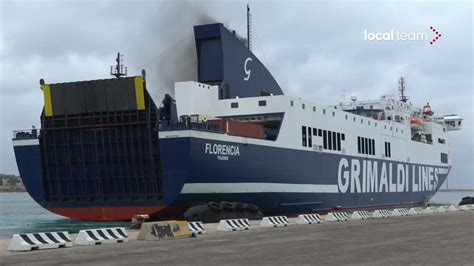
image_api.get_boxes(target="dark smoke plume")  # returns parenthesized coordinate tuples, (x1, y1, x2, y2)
(127, 1, 215, 104)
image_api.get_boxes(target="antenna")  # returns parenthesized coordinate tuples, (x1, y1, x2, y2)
(247, 4, 252, 51)
(398, 76, 408, 103)
(110, 52, 128, 78)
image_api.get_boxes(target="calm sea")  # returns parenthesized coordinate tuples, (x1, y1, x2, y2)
(0, 191, 472, 239)
(0, 193, 129, 239)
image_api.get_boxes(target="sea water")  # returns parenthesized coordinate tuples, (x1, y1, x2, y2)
(0, 193, 129, 239)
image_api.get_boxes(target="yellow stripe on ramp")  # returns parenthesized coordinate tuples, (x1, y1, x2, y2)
(134, 76, 145, 110)
(41, 84, 53, 116)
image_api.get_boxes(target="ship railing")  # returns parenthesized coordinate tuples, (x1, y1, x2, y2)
(159, 122, 221, 133)
(12, 129, 40, 140)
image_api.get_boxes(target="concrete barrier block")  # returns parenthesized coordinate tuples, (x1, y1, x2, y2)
(459, 205, 469, 211)
(188, 221, 205, 235)
(392, 208, 409, 216)
(261, 216, 289, 227)
(408, 208, 420, 215)
(351, 211, 371, 220)
(447, 205, 458, 212)
(75, 227, 128, 246)
(372, 209, 391, 218)
(436, 206, 447, 213)
(8, 231, 72, 252)
(325, 212, 339, 222)
(296, 214, 321, 224)
(137, 221, 192, 240)
(414, 207, 424, 214)
(325, 212, 348, 222)
(423, 207, 434, 214)
(217, 219, 251, 231)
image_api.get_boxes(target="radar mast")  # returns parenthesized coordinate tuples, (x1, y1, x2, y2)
(110, 52, 128, 78)
(398, 76, 408, 103)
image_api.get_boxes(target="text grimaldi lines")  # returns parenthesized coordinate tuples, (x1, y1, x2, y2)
(338, 158, 443, 193)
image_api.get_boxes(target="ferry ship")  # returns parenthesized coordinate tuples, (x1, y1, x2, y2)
(12, 18, 463, 221)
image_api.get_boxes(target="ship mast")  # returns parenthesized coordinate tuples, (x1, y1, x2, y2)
(398, 76, 408, 103)
(110, 52, 128, 79)
(247, 4, 252, 51)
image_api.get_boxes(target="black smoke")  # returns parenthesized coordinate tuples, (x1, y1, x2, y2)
(126, 1, 216, 103)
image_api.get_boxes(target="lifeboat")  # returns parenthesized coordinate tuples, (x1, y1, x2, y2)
(410, 117, 424, 131)
(422, 103, 434, 116)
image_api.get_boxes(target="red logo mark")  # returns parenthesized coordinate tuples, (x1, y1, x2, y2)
(430, 26, 442, 45)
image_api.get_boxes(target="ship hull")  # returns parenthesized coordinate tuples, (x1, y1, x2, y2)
(13, 134, 448, 221)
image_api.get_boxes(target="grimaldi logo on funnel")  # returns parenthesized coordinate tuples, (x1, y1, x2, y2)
(363, 26, 442, 45)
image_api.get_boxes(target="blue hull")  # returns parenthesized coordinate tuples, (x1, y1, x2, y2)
(14, 135, 447, 219)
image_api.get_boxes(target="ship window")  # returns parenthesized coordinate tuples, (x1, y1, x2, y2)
(231, 102, 239, 108)
(318, 129, 322, 136)
(302, 103, 305, 109)
(353, 117, 356, 122)
(332, 131, 337, 151)
(441, 153, 448, 163)
(337, 133, 341, 151)
(345, 115, 348, 120)
(323, 109, 326, 114)
(308, 127, 312, 147)
(341, 133, 345, 141)
(384, 125, 387, 129)
(371, 139, 375, 155)
(291, 100, 294, 106)
(438, 138, 446, 144)
(332, 111, 335, 117)
(323, 130, 328, 149)
(313, 106, 316, 112)
(375, 123, 377, 127)
(368, 138, 372, 155)
(302, 126, 307, 147)
(313, 128, 318, 136)
(361, 119, 364, 124)
(357, 137, 361, 154)
(258, 100, 267, 106)
(368, 121, 371, 125)
(364, 138, 368, 155)
(328, 131, 333, 150)
(385, 142, 391, 157)
(301, 126, 307, 147)
(396, 128, 398, 132)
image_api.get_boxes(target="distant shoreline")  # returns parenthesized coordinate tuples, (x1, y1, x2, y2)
(0, 189, 26, 193)
(438, 189, 474, 192)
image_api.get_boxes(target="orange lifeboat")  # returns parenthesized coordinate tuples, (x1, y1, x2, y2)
(410, 117, 424, 131)
(423, 103, 434, 116)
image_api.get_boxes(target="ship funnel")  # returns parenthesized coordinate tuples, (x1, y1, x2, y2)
(194, 23, 283, 99)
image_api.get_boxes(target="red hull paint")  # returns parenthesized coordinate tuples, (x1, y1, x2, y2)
(48, 206, 168, 221)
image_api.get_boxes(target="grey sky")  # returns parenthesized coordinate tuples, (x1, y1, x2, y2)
(0, 0, 472, 188)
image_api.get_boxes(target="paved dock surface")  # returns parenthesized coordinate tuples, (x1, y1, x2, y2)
(1, 211, 473, 265)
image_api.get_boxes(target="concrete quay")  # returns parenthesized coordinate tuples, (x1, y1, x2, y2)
(0, 211, 472, 265)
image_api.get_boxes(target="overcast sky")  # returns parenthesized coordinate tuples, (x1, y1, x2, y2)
(0, 0, 472, 188)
